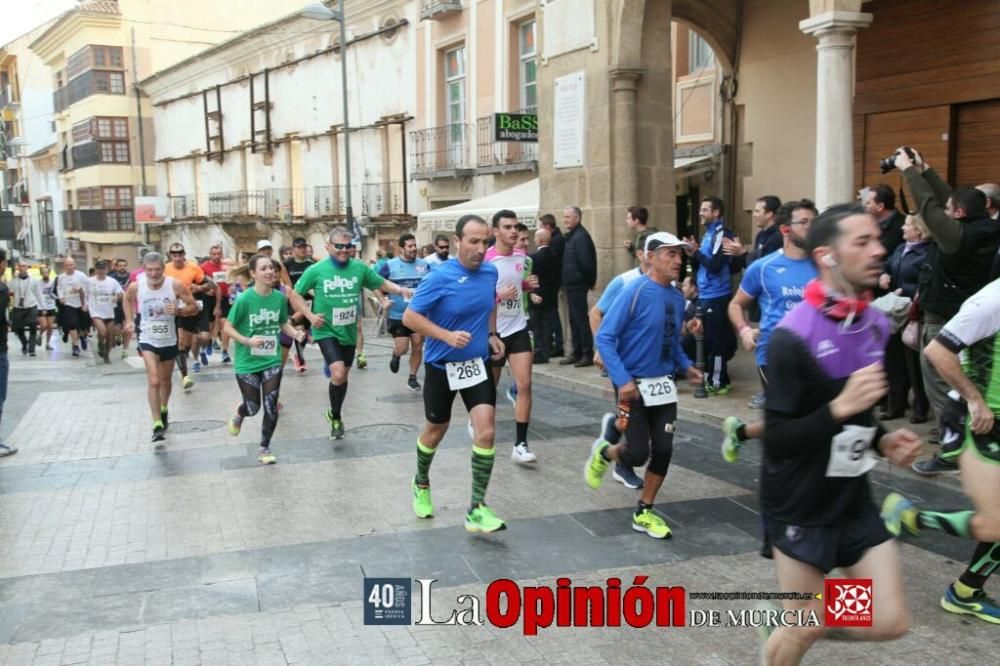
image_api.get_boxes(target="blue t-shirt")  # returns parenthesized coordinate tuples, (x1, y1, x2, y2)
(595, 267, 642, 314)
(378, 257, 430, 320)
(738, 250, 817, 366)
(407, 258, 498, 369)
(595, 275, 692, 389)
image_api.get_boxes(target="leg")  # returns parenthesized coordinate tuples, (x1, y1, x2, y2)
(93, 318, 108, 357)
(508, 350, 533, 444)
(548, 296, 565, 355)
(903, 345, 929, 420)
(408, 334, 423, 377)
(764, 550, 829, 665)
(638, 403, 676, 506)
(141, 352, 165, 423)
(158, 358, 174, 413)
(259, 367, 283, 447)
(960, 446, 1000, 542)
(919, 323, 950, 435)
(468, 402, 497, 507)
(176, 327, 191, 377)
(884, 333, 909, 416)
(329, 362, 349, 417)
(569, 288, 593, 359)
(841, 539, 910, 640)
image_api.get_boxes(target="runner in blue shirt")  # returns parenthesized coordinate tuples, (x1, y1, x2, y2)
(721, 199, 818, 462)
(403, 214, 507, 534)
(379, 233, 430, 391)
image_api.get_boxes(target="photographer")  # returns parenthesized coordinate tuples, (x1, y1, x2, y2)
(895, 147, 1000, 474)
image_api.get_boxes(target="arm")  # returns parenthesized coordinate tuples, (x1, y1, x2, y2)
(594, 287, 634, 389)
(728, 289, 759, 350)
(703, 229, 734, 274)
(903, 168, 962, 254)
(583, 235, 598, 288)
(221, 317, 255, 347)
(402, 308, 456, 345)
(123, 283, 138, 332)
(925, 340, 983, 409)
(174, 282, 198, 316)
(287, 288, 322, 327)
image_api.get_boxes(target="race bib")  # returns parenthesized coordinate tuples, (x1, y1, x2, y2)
(499, 298, 522, 315)
(148, 321, 172, 344)
(96, 293, 114, 305)
(330, 306, 357, 325)
(446, 358, 487, 390)
(826, 425, 879, 477)
(212, 271, 227, 283)
(637, 375, 678, 406)
(250, 337, 278, 357)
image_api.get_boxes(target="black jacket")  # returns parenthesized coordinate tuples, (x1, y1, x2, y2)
(879, 210, 905, 258)
(549, 227, 566, 262)
(884, 241, 930, 298)
(731, 224, 782, 272)
(561, 224, 597, 289)
(530, 245, 560, 305)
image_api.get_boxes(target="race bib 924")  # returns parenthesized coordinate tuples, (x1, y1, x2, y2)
(330, 306, 357, 325)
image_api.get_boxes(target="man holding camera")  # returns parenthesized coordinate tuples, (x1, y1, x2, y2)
(895, 147, 1000, 474)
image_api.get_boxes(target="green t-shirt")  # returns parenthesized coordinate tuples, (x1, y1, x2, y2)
(294, 257, 384, 345)
(227, 288, 289, 374)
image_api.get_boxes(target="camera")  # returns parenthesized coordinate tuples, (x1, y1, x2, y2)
(880, 146, 917, 174)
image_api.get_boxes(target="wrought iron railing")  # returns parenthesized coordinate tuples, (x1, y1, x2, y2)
(409, 123, 474, 178)
(476, 108, 538, 170)
(420, 0, 463, 20)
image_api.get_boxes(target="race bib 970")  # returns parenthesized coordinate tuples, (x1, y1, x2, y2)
(499, 298, 522, 315)
(445, 358, 487, 391)
(637, 375, 677, 406)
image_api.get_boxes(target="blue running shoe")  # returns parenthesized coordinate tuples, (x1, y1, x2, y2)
(200, 351, 209, 366)
(612, 464, 643, 489)
(941, 584, 1000, 624)
(505, 383, 518, 407)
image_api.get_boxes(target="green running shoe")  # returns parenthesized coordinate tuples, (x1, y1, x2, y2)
(584, 439, 611, 489)
(412, 479, 434, 518)
(705, 383, 732, 396)
(941, 584, 1000, 624)
(325, 410, 345, 439)
(632, 508, 672, 539)
(721, 416, 744, 463)
(258, 448, 277, 465)
(881, 492, 918, 537)
(356, 353, 368, 370)
(227, 409, 243, 436)
(465, 505, 506, 533)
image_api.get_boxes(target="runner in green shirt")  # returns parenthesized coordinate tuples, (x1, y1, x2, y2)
(294, 226, 413, 439)
(223, 255, 306, 464)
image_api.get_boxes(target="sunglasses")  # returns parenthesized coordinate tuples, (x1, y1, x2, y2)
(169, 251, 185, 256)
(436, 245, 449, 251)
(332, 243, 354, 250)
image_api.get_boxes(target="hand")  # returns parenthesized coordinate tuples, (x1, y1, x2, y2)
(124, 323, 135, 335)
(248, 336, 266, 348)
(489, 335, 505, 360)
(619, 380, 639, 403)
(878, 274, 891, 291)
(380, 298, 391, 310)
(739, 326, 758, 351)
(497, 283, 518, 302)
(400, 287, 414, 300)
(292, 329, 307, 343)
(308, 312, 325, 328)
(878, 429, 922, 467)
(594, 350, 604, 371)
(687, 317, 703, 336)
(968, 395, 995, 435)
(830, 363, 888, 421)
(682, 237, 697, 256)
(894, 147, 926, 172)
(164, 302, 177, 315)
(685, 366, 704, 385)
(525, 275, 539, 291)
(722, 237, 745, 256)
(446, 330, 472, 349)
(82, 305, 89, 313)
(624, 240, 634, 251)
(529, 293, 542, 305)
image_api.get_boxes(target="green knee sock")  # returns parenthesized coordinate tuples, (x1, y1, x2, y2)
(470, 445, 496, 508)
(916, 509, 975, 538)
(415, 439, 436, 486)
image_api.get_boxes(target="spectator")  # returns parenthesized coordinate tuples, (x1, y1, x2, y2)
(725, 194, 783, 270)
(623, 206, 657, 264)
(0, 247, 14, 457)
(529, 228, 559, 364)
(559, 206, 597, 367)
(425, 234, 452, 267)
(684, 196, 738, 393)
(680, 275, 699, 364)
(897, 147, 1000, 474)
(879, 213, 932, 423)
(977, 183, 1000, 279)
(864, 183, 905, 258)
(539, 214, 565, 357)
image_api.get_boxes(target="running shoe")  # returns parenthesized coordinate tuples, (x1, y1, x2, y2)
(121, 349, 128, 359)
(407, 376, 421, 392)
(80, 337, 88, 351)
(222, 351, 231, 363)
(911, 456, 959, 476)
(192, 361, 201, 373)
(464, 505, 506, 533)
(258, 448, 277, 465)
(389, 354, 400, 374)
(721, 416, 744, 463)
(880, 492, 919, 537)
(161, 409, 169, 431)
(584, 439, 611, 489)
(205, 345, 213, 357)
(182, 375, 194, 390)
(748, 391, 766, 410)
(72, 346, 80, 357)
(632, 508, 671, 539)
(46, 343, 54, 351)
(356, 353, 368, 370)
(213, 340, 221, 351)
(0, 443, 18, 457)
(511, 442, 537, 464)
(941, 584, 1000, 624)
(325, 410, 345, 440)
(412, 479, 434, 518)
(705, 383, 731, 396)
(291, 353, 304, 373)
(228, 411, 244, 436)
(152, 424, 165, 442)
(200, 351, 209, 366)
(600, 412, 617, 443)
(466, 419, 475, 441)
(505, 384, 518, 407)
(612, 464, 643, 489)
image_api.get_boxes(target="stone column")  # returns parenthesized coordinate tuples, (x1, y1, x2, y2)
(799, 10, 872, 209)
(609, 67, 643, 276)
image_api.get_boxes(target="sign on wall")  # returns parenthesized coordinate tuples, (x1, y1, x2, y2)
(135, 197, 171, 224)
(494, 113, 538, 142)
(553, 71, 586, 169)
(541, 0, 597, 61)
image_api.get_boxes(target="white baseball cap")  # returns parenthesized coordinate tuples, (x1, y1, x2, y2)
(644, 232, 691, 252)
(257, 239, 273, 251)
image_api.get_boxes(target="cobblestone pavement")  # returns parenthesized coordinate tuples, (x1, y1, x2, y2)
(0, 329, 996, 665)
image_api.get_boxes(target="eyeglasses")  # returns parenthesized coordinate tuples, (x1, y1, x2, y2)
(332, 243, 354, 250)
(789, 219, 812, 226)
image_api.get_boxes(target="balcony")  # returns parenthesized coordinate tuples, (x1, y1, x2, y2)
(420, 0, 463, 21)
(476, 109, 538, 174)
(40, 234, 59, 258)
(409, 124, 475, 180)
(60, 209, 135, 233)
(170, 184, 411, 222)
(0, 84, 19, 109)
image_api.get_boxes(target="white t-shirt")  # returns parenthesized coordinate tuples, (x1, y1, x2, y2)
(486, 247, 529, 338)
(88, 276, 123, 320)
(56, 270, 90, 308)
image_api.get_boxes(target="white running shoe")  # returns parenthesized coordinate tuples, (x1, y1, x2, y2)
(511, 442, 537, 464)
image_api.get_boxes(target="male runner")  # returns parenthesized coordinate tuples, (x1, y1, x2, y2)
(123, 252, 199, 441)
(10, 261, 43, 357)
(403, 214, 507, 532)
(54, 258, 89, 357)
(37, 265, 57, 351)
(588, 231, 653, 489)
(164, 243, 215, 386)
(882, 276, 1000, 623)
(585, 233, 703, 538)
(482, 210, 539, 464)
(88, 260, 124, 363)
(283, 237, 315, 372)
(109, 258, 131, 357)
(197, 244, 226, 367)
(379, 233, 429, 391)
(758, 204, 921, 664)
(293, 227, 411, 439)
(721, 199, 818, 462)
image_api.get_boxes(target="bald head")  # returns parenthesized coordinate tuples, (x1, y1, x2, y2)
(977, 183, 1000, 214)
(534, 228, 551, 246)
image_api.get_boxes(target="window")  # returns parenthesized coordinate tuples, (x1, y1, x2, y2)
(688, 32, 714, 73)
(444, 46, 466, 163)
(113, 118, 128, 138)
(518, 20, 537, 111)
(67, 46, 124, 79)
(114, 142, 129, 163)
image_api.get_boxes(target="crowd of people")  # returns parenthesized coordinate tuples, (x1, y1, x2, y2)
(0, 145, 998, 663)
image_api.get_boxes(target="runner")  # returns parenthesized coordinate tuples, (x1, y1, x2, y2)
(0, 248, 14, 456)
(882, 276, 1000, 624)
(283, 237, 315, 372)
(109, 258, 132, 358)
(10, 260, 43, 357)
(483, 210, 539, 464)
(757, 204, 921, 664)
(293, 227, 412, 439)
(588, 231, 654, 489)
(123, 252, 199, 442)
(584, 233, 703, 538)
(54, 258, 90, 357)
(379, 233, 429, 391)
(164, 242, 216, 387)
(37, 265, 57, 351)
(87, 260, 124, 364)
(721, 199, 818, 462)
(223, 255, 306, 465)
(347, 244, 369, 370)
(403, 214, 507, 532)
(197, 244, 227, 367)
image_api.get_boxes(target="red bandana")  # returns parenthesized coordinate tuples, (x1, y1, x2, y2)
(803, 279, 872, 321)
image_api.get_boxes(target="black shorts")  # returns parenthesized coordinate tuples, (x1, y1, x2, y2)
(761, 502, 891, 574)
(139, 343, 179, 362)
(220, 297, 232, 318)
(941, 422, 1000, 466)
(201, 296, 217, 322)
(317, 336, 355, 368)
(114, 303, 125, 325)
(491, 327, 533, 367)
(388, 319, 416, 338)
(61, 305, 85, 332)
(38, 309, 56, 318)
(177, 310, 210, 334)
(423, 362, 497, 424)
